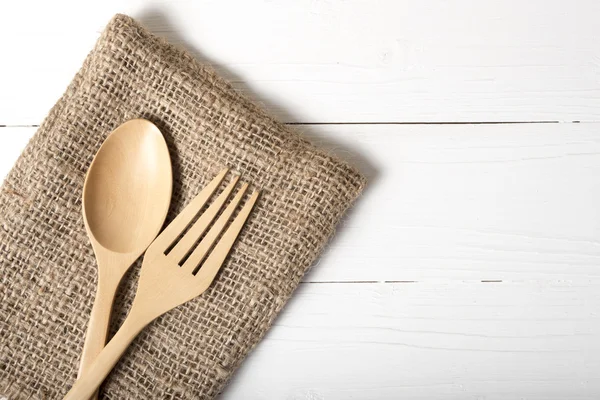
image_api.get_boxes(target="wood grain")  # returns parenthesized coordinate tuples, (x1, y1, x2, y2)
(296, 122, 600, 283)
(222, 281, 600, 400)
(1, 0, 600, 124)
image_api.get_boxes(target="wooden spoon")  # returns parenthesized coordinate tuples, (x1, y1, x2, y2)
(78, 119, 172, 398)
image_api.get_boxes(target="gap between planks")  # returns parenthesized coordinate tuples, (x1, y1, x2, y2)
(1, 121, 596, 128)
(301, 280, 504, 284)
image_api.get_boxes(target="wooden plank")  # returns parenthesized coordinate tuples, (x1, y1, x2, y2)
(304, 122, 600, 282)
(3, 123, 600, 282)
(1, 0, 600, 124)
(222, 281, 600, 399)
(0, 127, 30, 181)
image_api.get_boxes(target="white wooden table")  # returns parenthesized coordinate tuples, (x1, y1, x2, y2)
(2, 1, 600, 399)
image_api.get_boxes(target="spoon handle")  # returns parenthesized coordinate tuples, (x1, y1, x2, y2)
(65, 308, 149, 400)
(78, 272, 120, 399)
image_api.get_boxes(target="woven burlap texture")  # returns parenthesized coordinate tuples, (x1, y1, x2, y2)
(0, 14, 365, 400)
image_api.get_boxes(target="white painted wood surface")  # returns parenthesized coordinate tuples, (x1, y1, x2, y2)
(2, 0, 600, 124)
(2, 1, 600, 399)
(225, 281, 600, 400)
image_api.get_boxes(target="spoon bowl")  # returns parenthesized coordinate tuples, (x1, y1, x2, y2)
(83, 120, 172, 253)
(78, 119, 172, 398)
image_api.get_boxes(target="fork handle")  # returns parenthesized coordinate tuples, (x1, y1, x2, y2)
(64, 309, 150, 400)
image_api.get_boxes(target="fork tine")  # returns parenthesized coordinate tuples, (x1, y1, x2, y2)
(150, 168, 229, 253)
(168, 175, 240, 263)
(194, 190, 259, 282)
(181, 183, 249, 273)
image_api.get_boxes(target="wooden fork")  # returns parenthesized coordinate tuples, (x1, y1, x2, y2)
(64, 168, 259, 399)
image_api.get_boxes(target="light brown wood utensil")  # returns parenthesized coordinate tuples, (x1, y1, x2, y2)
(78, 119, 172, 399)
(64, 169, 259, 399)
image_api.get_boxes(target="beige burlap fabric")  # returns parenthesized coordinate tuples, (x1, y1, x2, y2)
(0, 14, 365, 399)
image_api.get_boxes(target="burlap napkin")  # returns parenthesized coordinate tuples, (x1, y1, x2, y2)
(0, 14, 365, 400)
